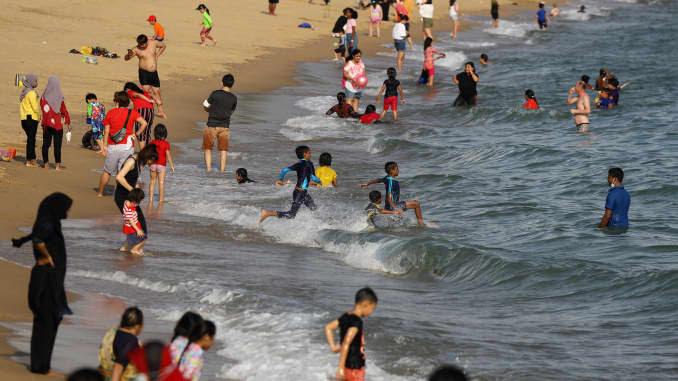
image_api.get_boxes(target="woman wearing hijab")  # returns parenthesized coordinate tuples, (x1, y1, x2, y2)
(12, 193, 73, 375)
(19, 74, 41, 167)
(40, 76, 71, 171)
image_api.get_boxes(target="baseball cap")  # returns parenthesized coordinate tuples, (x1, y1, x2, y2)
(147, 15, 157, 22)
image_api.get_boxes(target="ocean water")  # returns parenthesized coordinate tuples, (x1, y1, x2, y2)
(6, 0, 678, 379)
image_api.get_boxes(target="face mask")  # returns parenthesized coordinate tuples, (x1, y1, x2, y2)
(609, 183, 615, 188)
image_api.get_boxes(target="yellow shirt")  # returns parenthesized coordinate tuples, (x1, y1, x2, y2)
(315, 166, 337, 187)
(19, 90, 40, 121)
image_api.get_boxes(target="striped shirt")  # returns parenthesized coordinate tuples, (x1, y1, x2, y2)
(123, 202, 141, 234)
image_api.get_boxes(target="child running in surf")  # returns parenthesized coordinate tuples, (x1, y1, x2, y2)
(361, 161, 428, 226)
(259, 145, 321, 224)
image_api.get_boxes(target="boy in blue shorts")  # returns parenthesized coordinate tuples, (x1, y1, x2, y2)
(259, 145, 321, 224)
(361, 161, 426, 226)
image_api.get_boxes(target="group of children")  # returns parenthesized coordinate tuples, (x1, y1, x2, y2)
(144, 5, 216, 47)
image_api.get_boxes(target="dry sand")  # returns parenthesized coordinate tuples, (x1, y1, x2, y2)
(0, 0, 539, 378)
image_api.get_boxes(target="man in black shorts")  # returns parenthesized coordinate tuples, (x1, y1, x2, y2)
(125, 34, 167, 118)
(268, 0, 279, 15)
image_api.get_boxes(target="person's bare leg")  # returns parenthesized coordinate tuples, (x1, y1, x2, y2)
(259, 208, 278, 224)
(98, 172, 111, 196)
(406, 200, 424, 225)
(120, 241, 129, 252)
(55, 163, 64, 171)
(204, 149, 212, 172)
(130, 240, 146, 255)
(380, 110, 387, 120)
(153, 87, 166, 119)
(454, 20, 458, 38)
(427, 74, 434, 87)
(269, 3, 276, 15)
(149, 170, 157, 204)
(376, 23, 380, 38)
(219, 150, 227, 172)
(397, 52, 404, 71)
(369, 22, 373, 37)
(393, 109, 398, 121)
(138, 140, 146, 151)
(158, 170, 167, 202)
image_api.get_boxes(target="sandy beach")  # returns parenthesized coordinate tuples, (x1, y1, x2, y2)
(0, 0, 540, 378)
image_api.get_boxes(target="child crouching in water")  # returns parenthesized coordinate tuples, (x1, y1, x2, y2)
(365, 190, 403, 226)
(523, 89, 539, 109)
(122, 189, 147, 255)
(324, 287, 378, 381)
(148, 124, 175, 204)
(236, 168, 255, 183)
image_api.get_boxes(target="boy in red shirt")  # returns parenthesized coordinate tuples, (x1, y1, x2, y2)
(122, 189, 147, 255)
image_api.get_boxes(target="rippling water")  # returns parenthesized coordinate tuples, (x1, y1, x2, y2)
(7, 0, 678, 379)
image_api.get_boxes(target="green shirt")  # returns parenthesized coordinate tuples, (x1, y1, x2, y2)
(202, 12, 212, 28)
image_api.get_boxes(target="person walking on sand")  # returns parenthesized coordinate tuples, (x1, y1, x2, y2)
(490, 0, 500, 28)
(449, 0, 460, 38)
(12, 193, 74, 376)
(124, 34, 167, 119)
(19, 73, 41, 167)
(40, 76, 70, 171)
(567, 80, 591, 132)
(203, 74, 237, 173)
(196, 4, 217, 47)
(268, 0, 279, 15)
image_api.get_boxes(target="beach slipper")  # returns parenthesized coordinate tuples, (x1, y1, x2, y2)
(69, 49, 81, 54)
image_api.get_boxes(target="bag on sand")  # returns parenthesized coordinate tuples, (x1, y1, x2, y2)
(81, 131, 93, 149)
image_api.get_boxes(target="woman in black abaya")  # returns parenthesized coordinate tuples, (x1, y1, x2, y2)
(12, 192, 73, 375)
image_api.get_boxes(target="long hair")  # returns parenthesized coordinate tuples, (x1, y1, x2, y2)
(424, 37, 433, 51)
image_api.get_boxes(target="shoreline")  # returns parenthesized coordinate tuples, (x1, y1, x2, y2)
(0, 0, 541, 378)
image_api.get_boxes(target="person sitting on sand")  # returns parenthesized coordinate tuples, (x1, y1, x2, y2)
(124, 34, 167, 118)
(122, 189, 147, 255)
(327, 92, 357, 118)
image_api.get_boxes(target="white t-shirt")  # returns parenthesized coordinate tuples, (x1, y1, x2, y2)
(344, 60, 365, 93)
(392, 23, 407, 40)
(419, 3, 434, 19)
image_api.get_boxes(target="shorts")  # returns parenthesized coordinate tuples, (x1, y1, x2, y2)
(491, 8, 499, 19)
(427, 66, 435, 77)
(136, 108, 154, 145)
(450, 10, 458, 20)
(344, 367, 365, 381)
(423, 17, 433, 29)
(335, 45, 346, 55)
(538, 20, 548, 29)
(126, 232, 147, 247)
(269, 0, 279, 3)
(150, 164, 166, 172)
(576, 123, 591, 132)
(370, 16, 381, 23)
(139, 68, 160, 88)
(394, 39, 406, 51)
(344, 88, 362, 99)
(202, 126, 230, 151)
(201, 27, 212, 35)
(405, 22, 410, 32)
(383, 96, 398, 111)
(155, 37, 164, 41)
(104, 146, 134, 175)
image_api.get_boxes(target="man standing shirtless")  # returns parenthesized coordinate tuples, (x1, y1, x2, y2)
(125, 34, 167, 118)
(567, 80, 591, 132)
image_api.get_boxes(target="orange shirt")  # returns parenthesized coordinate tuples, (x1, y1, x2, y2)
(154, 23, 165, 39)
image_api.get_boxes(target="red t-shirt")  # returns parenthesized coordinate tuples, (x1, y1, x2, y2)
(104, 107, 142, 145)
(123, 202, 141, 234)
(359, 113, 380, 124)
(523, 98, 539, 109)
(149, 139, 170, 166)
(126, 89, 153, 110)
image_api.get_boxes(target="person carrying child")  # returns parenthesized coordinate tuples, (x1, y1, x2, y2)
(359, 105, 381, 124)
(122, 189, 147, 255)
(148, 124, 175, 204)
(365, 190, 403, 226)
(259, 146, 321, 223)
(523, 89, 539, 109)
(315, 152, 338, 187)
(376, 68, 405, 121)
(147, 15, 165, 41)
(86, 93, 106, 153)
(361, 161, 428, 226)
(324, 287, 378, 381)
(327, 92, 357, 118)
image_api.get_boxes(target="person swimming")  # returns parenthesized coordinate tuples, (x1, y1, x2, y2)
(479, 53, 489, 65)
(523, 89, 539, 109)
(236, 168, 255, 184)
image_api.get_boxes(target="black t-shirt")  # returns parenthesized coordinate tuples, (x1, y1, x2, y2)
(384, 79, 400, 98)
(456, 72, 478, 97)
(113, 330, 139, 368)
(206, 90, 237, 128)
(338, 313, 365, 369)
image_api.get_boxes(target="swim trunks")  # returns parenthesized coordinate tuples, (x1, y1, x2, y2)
(277, 190, 316, 219)
(155, 37, 164, 41)
(576, 123, 591, 132)
(138, 68, 160, 88)
(383, 96, 398, 111)
(394, 39, 407, 51)
(538, 20, 548, 29)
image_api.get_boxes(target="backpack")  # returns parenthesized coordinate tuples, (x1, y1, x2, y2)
(81, 131, 93, 149)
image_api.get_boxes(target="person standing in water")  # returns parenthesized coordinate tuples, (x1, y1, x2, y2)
(12, 193, 73, 376)
(567, 80, 591, 132)
(453, 62, 479, 106)
(490, 0, 500, 28)
(550, 3, 560, 17)
(449, 0, 460, 38)
(124, 34, 167, 118)
(599, 167, 630, 228)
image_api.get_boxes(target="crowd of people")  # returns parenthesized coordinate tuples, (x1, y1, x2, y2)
(11, 1, 633, 380)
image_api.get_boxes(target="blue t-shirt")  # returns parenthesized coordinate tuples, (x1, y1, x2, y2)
(604, 186, 630, 226)
(537, 9, 546, 21)
(381, 176, 400, 210)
